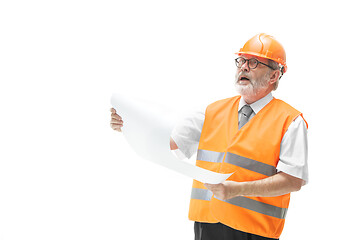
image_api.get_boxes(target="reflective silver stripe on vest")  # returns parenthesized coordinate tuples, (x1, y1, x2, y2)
(225, 152, 276, 176)
(191, 188, 213, 201)
(197, 149, 225, 163)
(218, 196, 287, 219)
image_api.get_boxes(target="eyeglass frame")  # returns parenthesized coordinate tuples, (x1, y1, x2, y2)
(235, 56, 276, 70)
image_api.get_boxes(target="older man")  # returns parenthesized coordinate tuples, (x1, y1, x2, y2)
(110, 33, 308, 240)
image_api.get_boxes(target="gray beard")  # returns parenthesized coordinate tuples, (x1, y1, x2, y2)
(234, 72, 270, 96)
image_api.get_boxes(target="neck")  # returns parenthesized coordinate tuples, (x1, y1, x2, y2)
(242, 89, 272, 104)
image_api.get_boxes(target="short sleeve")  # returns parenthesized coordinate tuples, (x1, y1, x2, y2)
(171, 111, 205, 159)
(277, 116, 309, 184)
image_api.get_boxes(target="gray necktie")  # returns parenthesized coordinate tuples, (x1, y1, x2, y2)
(238, 105, 253, 129)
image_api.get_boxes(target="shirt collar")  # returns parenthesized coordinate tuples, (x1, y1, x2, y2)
(238, 92, 273, 114)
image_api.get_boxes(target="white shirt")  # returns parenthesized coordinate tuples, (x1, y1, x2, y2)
(171, 93, 309, 184)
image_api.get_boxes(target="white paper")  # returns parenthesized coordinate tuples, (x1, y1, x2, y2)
(111, 93, 232, 184)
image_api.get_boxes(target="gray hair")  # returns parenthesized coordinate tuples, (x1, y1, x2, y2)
(267, 59, 283, 91)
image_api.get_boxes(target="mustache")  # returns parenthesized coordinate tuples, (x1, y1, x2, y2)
(235, 72, 251, 82)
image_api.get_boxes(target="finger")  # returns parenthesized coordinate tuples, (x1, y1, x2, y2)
(112, 127, 122, 132)
(110, 124, 122, 132)
(111, 113, 122, 120)
(110, 108, 116, 113)
(111, 124, 123, 130)
(110, 119, 123, 124)
(110, 123, 123, 129)
(111, 123, 123, 127)
(204, 183, 218, 190)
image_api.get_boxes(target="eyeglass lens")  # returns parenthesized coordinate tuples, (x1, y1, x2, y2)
(236, 57, 258, 69)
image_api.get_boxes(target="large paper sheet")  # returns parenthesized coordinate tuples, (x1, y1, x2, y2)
(111, 93, 232, 184)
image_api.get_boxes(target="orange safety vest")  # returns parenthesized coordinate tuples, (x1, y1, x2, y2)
(188, 95, 307, 239)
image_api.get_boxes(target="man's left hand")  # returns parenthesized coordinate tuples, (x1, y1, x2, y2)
(204, 181, 240, 200)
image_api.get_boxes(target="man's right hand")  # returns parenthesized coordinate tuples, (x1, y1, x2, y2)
(110, 108, 181, 152)
(110, 108, 123, 132)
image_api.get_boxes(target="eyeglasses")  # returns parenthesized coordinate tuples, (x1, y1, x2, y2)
(235, 57, 276, 70)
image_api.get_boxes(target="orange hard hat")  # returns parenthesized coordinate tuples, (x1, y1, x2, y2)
(236, 33, 287, 73)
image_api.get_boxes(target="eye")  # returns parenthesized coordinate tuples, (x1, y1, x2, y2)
(249, 59, 258, 68)
(238, 58, 246, 65)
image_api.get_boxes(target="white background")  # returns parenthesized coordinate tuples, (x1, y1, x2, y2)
(0, 0, 359, 239)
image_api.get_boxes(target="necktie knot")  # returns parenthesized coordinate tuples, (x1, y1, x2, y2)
(240, 105, 253, 118)
(238, 105, 253, 130)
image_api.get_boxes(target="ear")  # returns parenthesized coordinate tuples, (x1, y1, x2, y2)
(269, 70, 281, 84)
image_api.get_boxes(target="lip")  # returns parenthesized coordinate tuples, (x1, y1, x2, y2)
(237, 76, 251, 84)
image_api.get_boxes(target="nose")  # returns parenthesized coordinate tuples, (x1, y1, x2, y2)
(239, 60, 250, 72)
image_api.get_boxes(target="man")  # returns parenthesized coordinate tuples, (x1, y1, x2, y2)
(110, 33, 308, 240)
